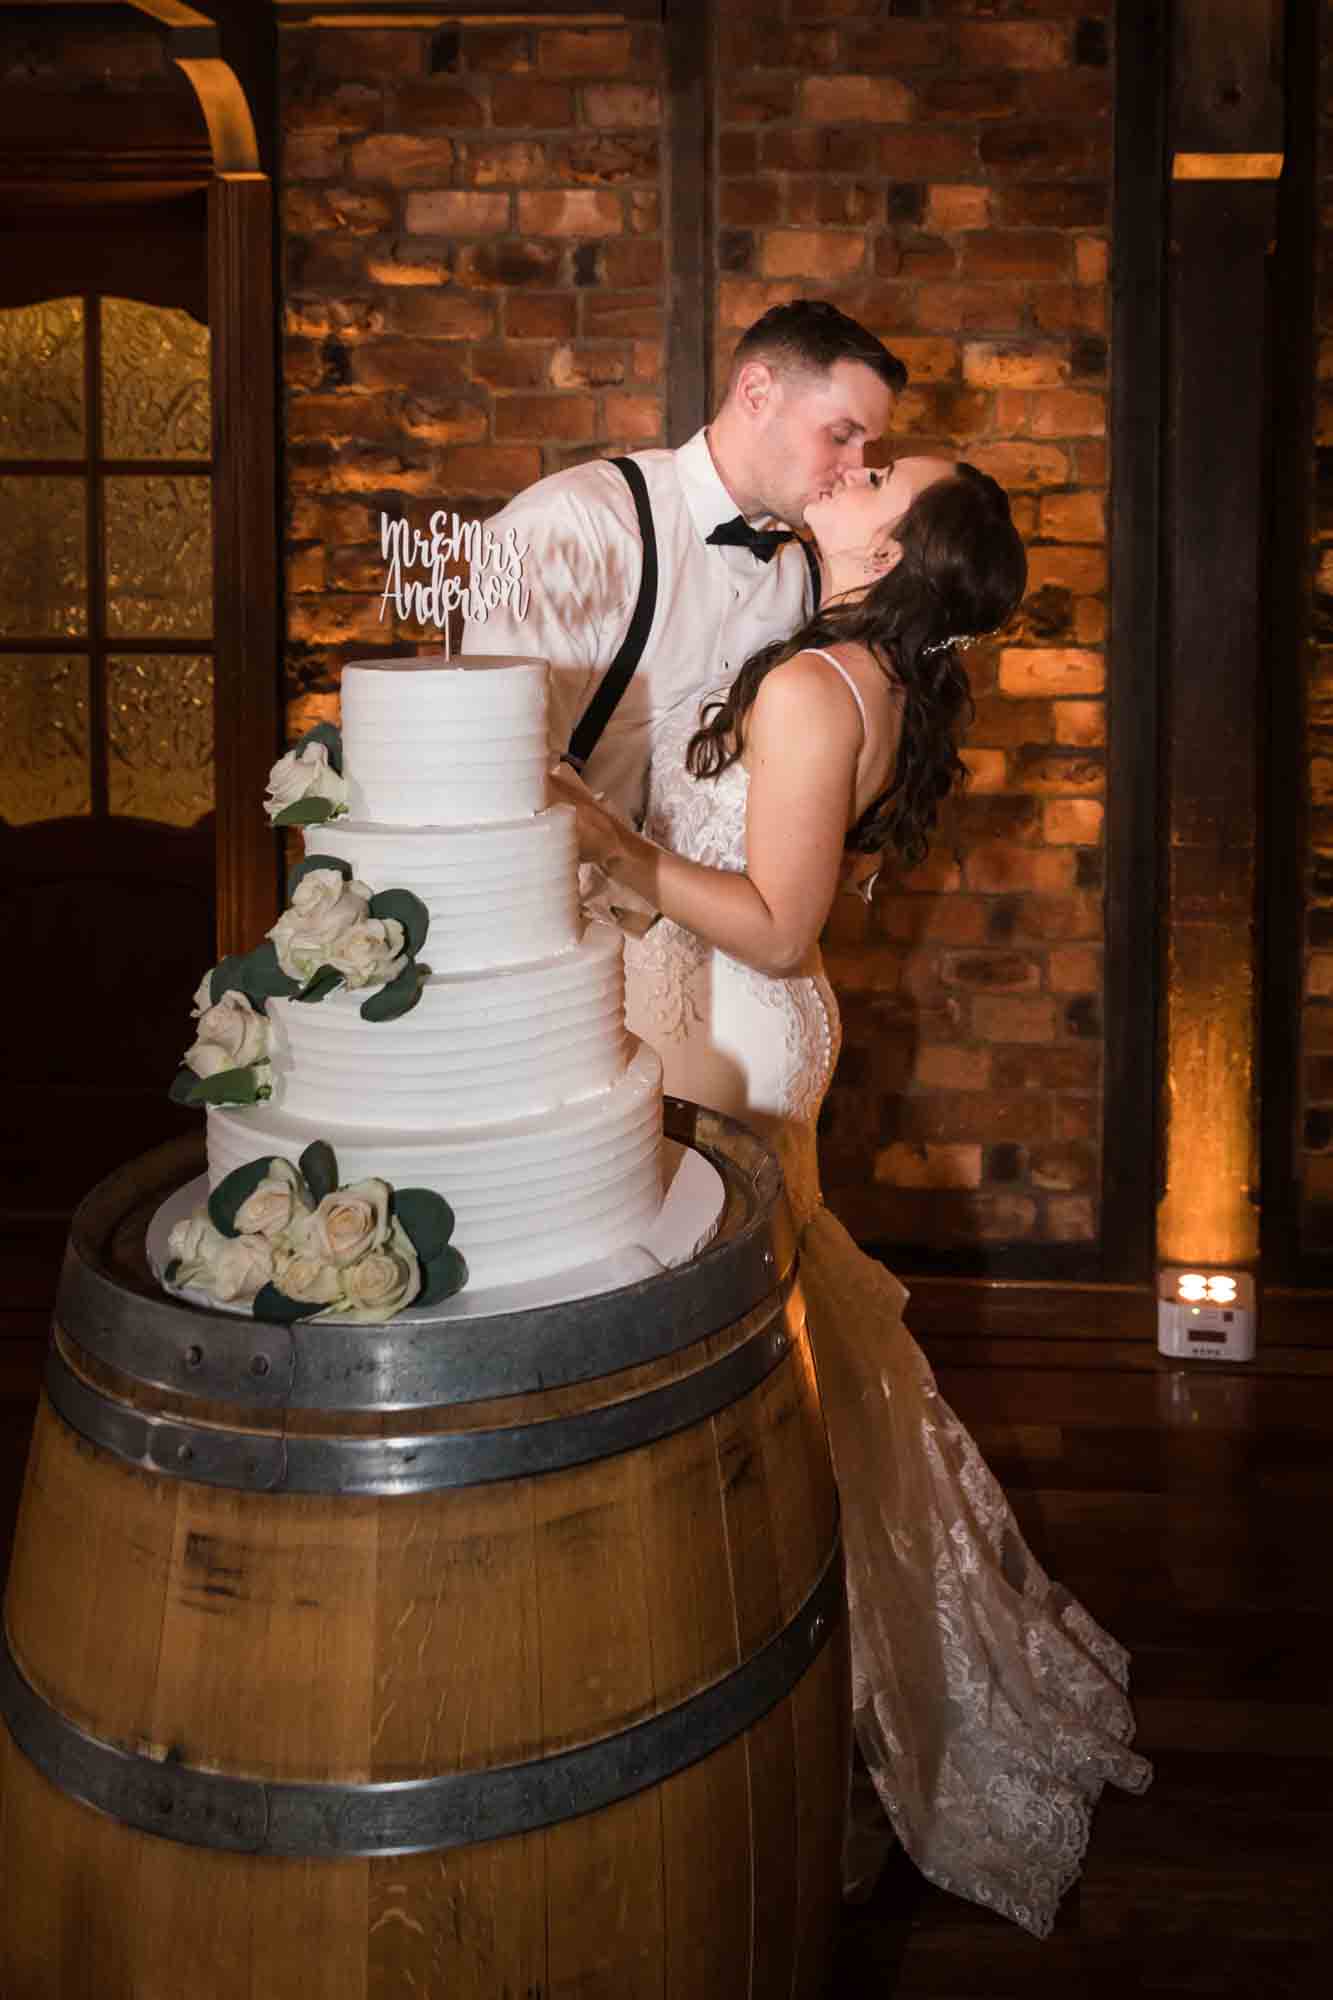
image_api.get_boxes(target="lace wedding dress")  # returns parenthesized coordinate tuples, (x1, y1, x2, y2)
(623, 689, 1152, 1940)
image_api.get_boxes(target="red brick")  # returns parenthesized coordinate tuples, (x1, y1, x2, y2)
(722, 76, 797, 124)
(518, 190, 624, 236)
(404, 190, 509, 234)
(1030, 391, 1106, 438)
(1039, 492, 1105, 540)
(384, 292, 496, 339)
(1024, 545, 1107, 594)
(873, 1142, 983, 1190)
(582, 297, 664, 341)
(959, 747, 1007, 793)
(970, 1193, 1041, 1239)
(962, 233, 1071, 281)
(459, 27, 532, 73)
(1049, 947, 1102, 993)
(1019, 73, 1113, 122)
(969, 696, 1053, 748)
(401, 400, 488, 445)
(284, 81, 385, 135)
(841, 21, 951, 67)
(363, 243, 452, 288)
(286, 545, 324, 593)
(978, 122, 1108, 179)
(630, 339, 664, 382)
(287, 393, 401, 445)
(1044, 799, 1104, 845)
(603, 392, 663, 443)
(993, 184, 1109, 229)
(914, 1046, 992, 1091)
(914, 281, 1027, 335)
(600, 239, 663, 287)
(549, 344, 629, 390)
(875, 897, 990, 948)
(439, 444, 543, 496)
(346, 134, 456, 185)
(538, 29, 632, 77)
(583, 83, 661, 129)
(758, 230, 866, 280)
(899, 1092, 1052, 1147)
(897, 238, 959, 281)
(963, 844, 1077, 893)
(801, 75, 913, 123)
(715, 279, 797, 332)
(992, 1044, 1100, 1092)
(721, 181, 783, 227)
(1045, 1196, 1096, 1240)
(389, 82, 485, 129)
(958, 21, 1068, 69)
(971, 994, 1059, 1043)
(556, 135, 659, 185)
(292, 28, 424, 81)
(810, 182, 884, 228)
(287, 498, 379, 543)
(1075, 238, 1110, 285)
(1031, 288, 1108, 336)
(969, 441, 1070, 489)
(1053, 702, 1106, 748)
(284, 132, 342, 180)
(457, 240, 564, 289)
(964, 342, 1068, 389)
(467, 345, 552, 391)
(629, 189, 660, 235)
(491, 78, 573, 126)
(1011, 747, 1104, 795)
(288, 595, 389, 645)
(288, 235, 377, 291)
(462, 140, 547, 186)
(942, 951, 1042, 993)
(720, 131, 758, 174)
(1007, 893, 1103, 944)
(925, 185, 991, 233)
(999, 649, 1104, 698)
(1031, 1142, 1095, 1193)
(504, 293, 578, 340)
(922, 75, 1021, 121)
(352, 342, 468, 395)
(493, 394, 597, 442)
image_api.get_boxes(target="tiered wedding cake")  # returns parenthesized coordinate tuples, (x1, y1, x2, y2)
(204, 657, 664, 1292)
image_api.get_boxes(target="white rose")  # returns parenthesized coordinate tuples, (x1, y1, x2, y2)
(192, 969, 215, 1015)
(184, 989, 270, 1079)
(271, 1249, 344, 1306)
(208, 1234, 275, 1303)
(309, 1179, 392, 1267)
(265, 741, 348, 822)
(325, 917, 407, 990)
(268, 872, 372, 983)
(233, 1158, 308, 1238)
(337, 1222, 421, 1321)
(167, 1208, 226, 1282)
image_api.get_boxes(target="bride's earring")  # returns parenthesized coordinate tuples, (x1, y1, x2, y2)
(856, 866, 881, 905)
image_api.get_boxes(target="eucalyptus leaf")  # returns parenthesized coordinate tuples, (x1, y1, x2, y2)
(272, 796, 340, 828)
(252, 1281, 318, 1326)
(297, 964, 344, 1005)
(288, 852, 353, 898)
(392, 1187, 456, 1264)
(367, 887, 430, 958)
(360, 959, 426, 1024)
(293, 721, 344, 775)
(186, 1065, 269, 1108)
(415, 1245, 469, 1308)
(209, 1155, 282, 1238)
(168, 1066, 199, 1105)
(211, 941, 300, 1008)
(299, 1140, 339, 1204)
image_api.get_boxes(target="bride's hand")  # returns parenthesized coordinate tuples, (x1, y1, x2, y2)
(548, 763, 627, 870)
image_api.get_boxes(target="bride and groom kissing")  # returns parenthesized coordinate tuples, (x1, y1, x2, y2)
(464, 296, 1150, 1937)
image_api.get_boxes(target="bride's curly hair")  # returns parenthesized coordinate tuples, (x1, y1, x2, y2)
(687, 462, 1027, 863)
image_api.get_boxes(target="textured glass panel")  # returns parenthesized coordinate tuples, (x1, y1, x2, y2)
(0, 476, 86, 636)
(0, 298, 85, 461)
(107, 653, 214, 826)
(101, 298, 210, 462)
(0, 655, 90, 823)
(104, 475, 211, 638)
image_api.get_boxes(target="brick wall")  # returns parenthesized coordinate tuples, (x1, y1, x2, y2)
(277, 2, 1114, 1257)
(1303, 5, 1333, 1251)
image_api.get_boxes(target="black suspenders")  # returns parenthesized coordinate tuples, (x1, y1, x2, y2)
(564, 457, 657, 773)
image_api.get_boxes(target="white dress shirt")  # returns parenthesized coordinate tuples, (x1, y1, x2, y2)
(460, 428, 812, 823)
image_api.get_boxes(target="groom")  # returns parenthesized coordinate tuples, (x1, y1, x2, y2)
(462, 298, 906, 826)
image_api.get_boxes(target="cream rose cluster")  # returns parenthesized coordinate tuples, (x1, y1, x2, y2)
(166, 1158, 427, 1323)
(184, 985, 271, 1084)
(264, 739, 348, 826)
(268, 868, 407, 991)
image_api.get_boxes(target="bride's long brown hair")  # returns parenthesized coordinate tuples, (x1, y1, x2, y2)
(687, 462, 1027, 862)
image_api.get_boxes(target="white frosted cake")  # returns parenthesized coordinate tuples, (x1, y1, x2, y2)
(205, 657, 664, 1290)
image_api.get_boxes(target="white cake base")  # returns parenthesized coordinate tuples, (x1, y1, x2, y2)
(147, 1137, 726, 1324)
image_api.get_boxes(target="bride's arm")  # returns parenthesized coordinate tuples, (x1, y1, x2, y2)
(551, 654, 868, 976)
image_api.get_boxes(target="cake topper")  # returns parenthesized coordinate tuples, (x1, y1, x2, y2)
(378, 509, 530, 659)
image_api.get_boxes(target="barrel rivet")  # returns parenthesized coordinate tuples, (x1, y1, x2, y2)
(176, 1444, 193, 1465)
(809, 1613, 826, 1646)
(184, 1345, 203, 1369)
(249, 1354, 270, 1378)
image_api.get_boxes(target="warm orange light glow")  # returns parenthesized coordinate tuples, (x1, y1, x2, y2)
(1178, 1273, 1208, 1302)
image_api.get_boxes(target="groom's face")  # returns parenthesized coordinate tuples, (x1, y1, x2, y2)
(755, 359, 895, 527)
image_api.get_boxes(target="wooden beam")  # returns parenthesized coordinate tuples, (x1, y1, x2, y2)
(664, 0, 713, 439)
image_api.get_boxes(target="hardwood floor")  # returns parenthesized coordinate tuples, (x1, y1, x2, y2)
(2, 1231, 1330, 1998)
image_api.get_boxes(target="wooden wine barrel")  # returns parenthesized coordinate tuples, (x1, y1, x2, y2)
(0, 1102, 848, 2000)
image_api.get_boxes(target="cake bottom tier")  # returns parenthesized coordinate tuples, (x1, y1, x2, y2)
(206, 1044, 664, 1292)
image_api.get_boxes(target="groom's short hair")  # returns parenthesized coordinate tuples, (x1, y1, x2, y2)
(729, 299, 907, 396)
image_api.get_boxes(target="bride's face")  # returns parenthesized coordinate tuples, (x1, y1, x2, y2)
(805, 455, 955, 562)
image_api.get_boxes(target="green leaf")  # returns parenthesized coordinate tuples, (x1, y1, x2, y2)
(360, 959, 427, 1024)
(392, 1187, 456, 1264)
(211, 941, 300, 1008)
(299, 1140, 339, 1204)
(415, 1245, 469, 1308)
(292, 721, 344, 775)
(288, 852, 352, 899)
(272, 796, 340, 828)
(297, 964, 344, 1005)
(208, 1155, 282, 1238)
(188, 1065, 269, 1107)
(367, 887, 430, 958)
(252, 1281, 317, 1325)
(168, 1065, 199, 1105)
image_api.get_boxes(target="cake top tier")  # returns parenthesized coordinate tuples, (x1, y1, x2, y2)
(339, 654, 549, 826)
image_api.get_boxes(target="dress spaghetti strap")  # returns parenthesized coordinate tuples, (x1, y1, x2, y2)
(800, 646, 870, 738)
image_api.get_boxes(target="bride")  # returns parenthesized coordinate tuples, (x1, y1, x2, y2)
(550, 453, 1151, 1939)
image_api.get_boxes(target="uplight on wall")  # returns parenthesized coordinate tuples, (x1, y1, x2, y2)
(1156, 1267, 1256, 1362)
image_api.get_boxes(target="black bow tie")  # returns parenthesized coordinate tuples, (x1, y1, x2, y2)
(706, 514, 798, 563)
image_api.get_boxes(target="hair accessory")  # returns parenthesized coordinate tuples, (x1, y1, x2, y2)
(855, 865, 882, 906)
(921, 633, 978, 656)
